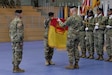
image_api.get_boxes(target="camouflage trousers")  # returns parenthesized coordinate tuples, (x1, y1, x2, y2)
(106, 30, 112, 56)
(94, 30, 104, 55)
(11, 42, 23, 66)
(79, 31, 86, 55)
(86, 31, 94, 55)
(67, 34, 80, 63)
(44, 38, 54, 61)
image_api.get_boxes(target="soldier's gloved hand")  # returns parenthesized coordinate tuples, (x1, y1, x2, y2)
(94, 25, 99, 29)
(106, 25, 112, 29)
(57, 18, 61, 22)
(95, 23, 99, 26)
(94, 14, 97, 18)
(84, 15, 87, 20)
(85, 37, 87, 40)
(85, 27, 88, 31)
(109, 15, 112, 19)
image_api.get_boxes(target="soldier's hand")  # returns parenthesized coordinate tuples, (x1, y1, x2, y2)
(95, 23, 99, 26)
(94, 25, 99, 29)
(85, 27, 88, 31)
(109, 15, 112, 19)
(94, 14, 97, 18)
(84, 15, 87, 20)
(106, 25, 112, 29)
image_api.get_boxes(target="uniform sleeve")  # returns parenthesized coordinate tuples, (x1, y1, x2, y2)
(100, 17, 108, 24)
(44, 19, 50, 29)
(17, 20, 24, 39)
(99, 16, 108, 28)
(9, 19, 23, 42)
(58, 17, 72, 27)
(108, 19, 112, 26)
(9, 21, 19, 42)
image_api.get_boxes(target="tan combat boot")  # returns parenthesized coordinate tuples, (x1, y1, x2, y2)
(105, 56, 111, 61)
(49, 61, 55, 65)
(45, 60, 55, 66)
(87, 54, 94, 59)
(108, 56, 112, 62)
(96, 55, 103, 60)
(65, 62, 74, 70)
(99, 55, 104, 60)
(13, 66, 25, 73)
(80, 53, 86, 58)
(74, 62, 79, 69)
(107, 56, 112, 62)
(96, 55, 100, 60)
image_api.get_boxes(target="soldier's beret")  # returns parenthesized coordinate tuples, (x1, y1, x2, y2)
(15, 10, 22, 13)
(48, 12, 54, 17)
(69, 6, 78, 9)
(97, 8, 103, 12)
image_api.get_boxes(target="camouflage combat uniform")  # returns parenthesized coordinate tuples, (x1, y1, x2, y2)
(59, 14, 83, 69)
(105, 14, 112, 62)
(94, 14, 106, 60)
(16, 0, 21, 8)
(9, 17, 24, 67)
(79, 19, 86, 58)
(10, 0, 15, 8)
(0, 0, 2, 6)
(1, 0, 7, 8)
(44, 17, 54, 64)
(5, 0, 10, 8)
(85, 16, 95, 59)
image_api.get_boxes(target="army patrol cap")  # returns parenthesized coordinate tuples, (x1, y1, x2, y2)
(48, 12, 54, 17)
(15, 10, 22, 13)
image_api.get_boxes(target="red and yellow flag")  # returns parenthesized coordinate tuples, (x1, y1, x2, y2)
(48, 18, 68, 50)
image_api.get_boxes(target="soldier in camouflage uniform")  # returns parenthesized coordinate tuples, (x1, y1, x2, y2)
(10, 0, 15, 8)
(79, 15, 86, 58)
(105, 9, 112, 62)
(1, 0, 7, 8)
(9, 10, 25, 73)
(0, 0, 2, 6)
(44, 12, 55, 66)
(57, 6, 83, 69)
(94, 8, 106, 60)
(16, 0, 21, 8)
(85, 10, 95, 59)
(5, 0, 10, 8)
